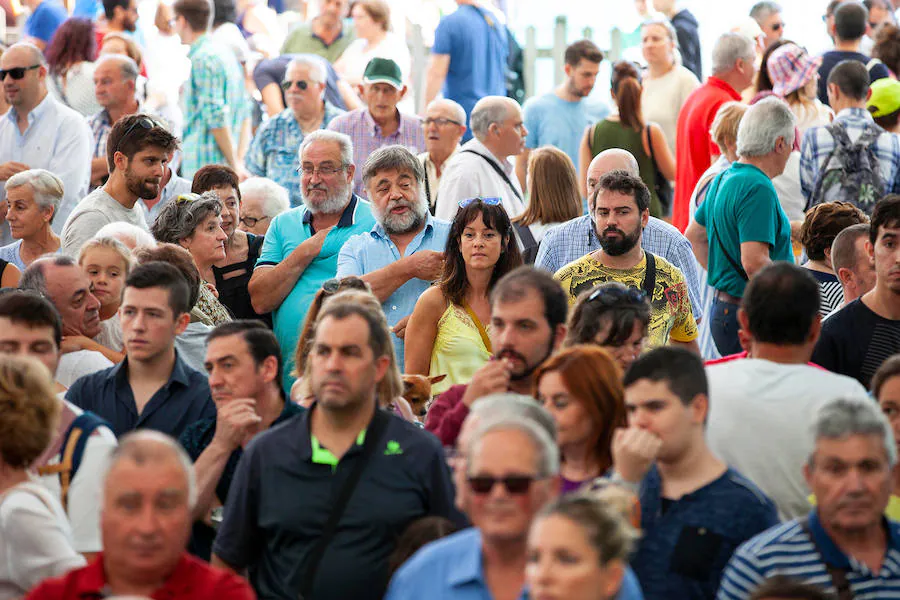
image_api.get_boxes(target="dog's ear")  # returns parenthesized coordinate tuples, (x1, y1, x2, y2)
(429, 374, 447, 384)
(402, 379, 415, 394)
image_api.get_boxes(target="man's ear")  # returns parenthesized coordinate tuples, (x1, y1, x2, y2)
(552, 323, 567, 351)
(737, 307, 750, 333)
(174, 311, 191, 335)
(260, 354, 279, 385)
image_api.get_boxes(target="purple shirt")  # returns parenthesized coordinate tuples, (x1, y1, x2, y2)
(561, 476, 588, 495)
(327, 108, 426, 197)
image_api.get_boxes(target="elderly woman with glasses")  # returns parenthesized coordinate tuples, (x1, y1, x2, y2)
(405, 197, 523, 395)
(150, 192, 232, 326)
(0, 169, 63, 276)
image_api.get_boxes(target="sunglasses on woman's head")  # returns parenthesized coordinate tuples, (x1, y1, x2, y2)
(468, 475, 536, 495)
(321, 276, 368, 295)
(587, 285, 647, 306)
(175, 193, 200, 205)
(458, 196, 502, 209)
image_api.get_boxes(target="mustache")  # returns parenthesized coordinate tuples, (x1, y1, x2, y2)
(496, 349, 526, 362)
(602, 227, 625, 236)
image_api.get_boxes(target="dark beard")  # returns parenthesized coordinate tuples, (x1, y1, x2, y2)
(597, 226, 640, 256)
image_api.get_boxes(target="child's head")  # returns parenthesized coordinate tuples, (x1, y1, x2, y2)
(78, 237, 132, 310)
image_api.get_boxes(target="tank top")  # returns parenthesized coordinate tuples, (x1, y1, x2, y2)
(429, 302, 492, 395)
(590, 119, 663, 217)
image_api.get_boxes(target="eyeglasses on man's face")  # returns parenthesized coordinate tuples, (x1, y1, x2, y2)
(297, 163, 346, 177)
(423, 117, 462, 127)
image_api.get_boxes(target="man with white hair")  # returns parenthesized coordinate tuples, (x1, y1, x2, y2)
(248, 130, 374, 390)
(246, 57, 345, 208)
(686, 97, 796, 357)
(418, 98, 467, 214)
(94, 221, 157, 249)
(337, 145, 450, 367)
(436, 96, 528, 222)
(238, 177, 290, 236)
(27, 430, 255, 599)
(672, 32, 757, 232)
(718, 398, 900, 599)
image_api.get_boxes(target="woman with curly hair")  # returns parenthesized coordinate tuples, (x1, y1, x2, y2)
(44, 18, 101, 116)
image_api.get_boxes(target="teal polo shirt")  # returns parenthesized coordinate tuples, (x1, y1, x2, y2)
(694, 162, 794, 298)
(256, 195, 375, 391)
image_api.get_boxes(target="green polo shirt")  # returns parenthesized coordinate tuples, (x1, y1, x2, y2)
(281, 21, 356, 64)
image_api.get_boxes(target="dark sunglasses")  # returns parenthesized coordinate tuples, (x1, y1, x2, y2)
(321, 276, 368, 294)
(281, 80, 311, 91)
(468, 475, 536, 495)
(771, 22, 783, 31)
(458, 196, 502, 209)
(239, 215, 270, 227)
(587, 285, 647, 306)
(115, 116, 161, 154)
(0, 64, 40, 81)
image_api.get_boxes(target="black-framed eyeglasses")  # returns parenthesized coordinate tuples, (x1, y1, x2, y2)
(175, 193, 200, 205)
(321, 276, 368, 295)
(281, 79, 313, 91)
(114, 116, 161, 154)
(239, 215, 270, 227)
(423, 117, 462, 127)
(468, 475, 537, 495)
(0, 64, 40, 81)
(458, 196, 502, 209)
(587, 285, 647, 306)
(297, 164, 346, 177)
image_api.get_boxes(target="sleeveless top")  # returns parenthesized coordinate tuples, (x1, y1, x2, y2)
(212, 233, 272, 328)
(0, 258, 11, 287)
(590, 119, 663, 217)
(429, 302, 492, 395)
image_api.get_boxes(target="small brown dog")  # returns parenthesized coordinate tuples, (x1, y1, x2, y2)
(402, 374, 447, 418)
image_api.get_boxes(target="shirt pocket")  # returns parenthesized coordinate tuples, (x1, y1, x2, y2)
(268, 147, 298, 175)
(668, 525, 724, 581)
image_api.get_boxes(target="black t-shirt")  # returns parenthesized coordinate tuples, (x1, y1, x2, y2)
(811, 298, 900, 387)
(212, 232, 272, 328)
(817, 50, 891, 106)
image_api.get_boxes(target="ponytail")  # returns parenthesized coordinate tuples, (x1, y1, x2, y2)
(611, 61, 645, 132)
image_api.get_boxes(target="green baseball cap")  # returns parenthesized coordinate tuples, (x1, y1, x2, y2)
(362, 57, 403, 90)
(868, 78, 900, 118)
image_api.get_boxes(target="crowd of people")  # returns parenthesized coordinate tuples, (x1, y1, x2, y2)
(5, 0, 900, 598)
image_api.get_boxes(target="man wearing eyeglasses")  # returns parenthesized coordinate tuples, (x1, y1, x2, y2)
(246, 57, 344, 208)
(0, 43, 92, 236)
(418, 99, 467, 214)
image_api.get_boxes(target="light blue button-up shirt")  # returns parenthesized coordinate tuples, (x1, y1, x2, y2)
(0, 94, 91, 232)
(337, 213, 451, 367)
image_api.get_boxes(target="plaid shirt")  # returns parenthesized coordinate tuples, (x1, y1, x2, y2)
(535, 214, 704, 319)
(800, 107, 900, 206)
(181, 35, 250, 178)
(245, 102, 344, 207)
(327, 108, 426, 197)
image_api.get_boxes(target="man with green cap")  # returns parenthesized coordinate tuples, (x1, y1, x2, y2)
(327, 57, 426, 197)
(868, 77, 900, 132)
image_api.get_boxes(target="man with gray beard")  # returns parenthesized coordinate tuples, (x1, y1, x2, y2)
(337, 145, 450, 366)
(249, 130, 375, 391)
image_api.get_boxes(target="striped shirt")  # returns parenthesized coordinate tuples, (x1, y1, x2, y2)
(718, 510, 900, 600)
(327, 108, 426, 197)
(809, 270, 844, 317)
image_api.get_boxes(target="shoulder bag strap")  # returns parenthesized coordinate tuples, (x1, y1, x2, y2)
(297, 408, 391, 599)
(706, 173, 749, 282)
(461, 300, 493, 354)
(461, 149, 524, 203)
(642, 251, 657, 299)
(798, 517, 855, 600)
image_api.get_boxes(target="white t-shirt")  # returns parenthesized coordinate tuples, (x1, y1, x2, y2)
(0, 481, 86, 599)
(706, 358, 868, 521)
(772, 151, 806, 222)
(96, 314, 124, 352)
(61, 188, 149, 257)
(641, 65, 700, 155)
(36, 399, 118, 554)
(56, 350, 114, 389)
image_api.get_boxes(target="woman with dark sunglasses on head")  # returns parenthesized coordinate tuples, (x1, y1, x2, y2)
(565, 282, 651, 373)
(404, 198, 522, 395)
(534, 346, 628, 495)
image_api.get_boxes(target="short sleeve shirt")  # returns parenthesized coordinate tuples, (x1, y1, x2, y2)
(523, 93, 609, 168)
(694, 162, 795, 298)
(25, 0, 67, 42)
(554, 252, 698, 347)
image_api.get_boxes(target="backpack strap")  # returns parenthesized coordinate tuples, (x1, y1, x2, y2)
(642, 251, 657, 299)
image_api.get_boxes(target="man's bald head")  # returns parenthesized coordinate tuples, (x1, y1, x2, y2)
(587, 150, 640, 210)
(470, 96, 518, 139)
(2, 42, 45, 68)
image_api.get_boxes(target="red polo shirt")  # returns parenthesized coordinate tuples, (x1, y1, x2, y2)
(25, 552, 255, 600)
(672, 76, 742, 232)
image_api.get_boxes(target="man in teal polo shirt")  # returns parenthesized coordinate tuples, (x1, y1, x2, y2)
(686, 97, 796, 357)
(249, 130, 374, 390)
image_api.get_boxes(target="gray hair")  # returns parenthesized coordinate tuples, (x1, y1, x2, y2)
(470, 96, 516, 138)
(711, 32, 756, 75)
(5, 169, 64, 223)
(298, 129, 354, 166)
(362, 144, 425, 188)
(104, 430, 198, 509)
(19, 255, 78, 297)
(749, 0, 782, 22)
(239, 177, 291, 218)
(467, 412, 561, 478)
(469, 393, 557, 442)
(150, 191, 222, 244)
(736, 96, 796, 157)
(94, 221, 157, 249)
(809, 397, 898, 468)
(96, 53, 139, 82)
(641, 16, 679, 48)
(426, 98, 467, 126)
(285, 56, 327, 85)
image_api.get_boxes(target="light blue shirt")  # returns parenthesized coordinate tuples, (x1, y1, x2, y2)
(386, 528, 644, 600)
(0, 95, 91, 233)
(337, 214, 451, 367)
(523, 93, 610, 168)
(256, 195, 375, 391)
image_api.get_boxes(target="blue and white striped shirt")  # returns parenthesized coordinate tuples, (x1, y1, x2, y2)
(718, 510, 900, 600)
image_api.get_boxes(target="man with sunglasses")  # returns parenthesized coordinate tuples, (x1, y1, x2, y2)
(749, 2, 785, 50)
(418, 99, 467, 214)
(0, 43, 91, 236)
(61, 114, 177, 256)
(246, 57, 344, 208)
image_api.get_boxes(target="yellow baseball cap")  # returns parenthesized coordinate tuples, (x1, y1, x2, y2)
(868, 78, 900, 118)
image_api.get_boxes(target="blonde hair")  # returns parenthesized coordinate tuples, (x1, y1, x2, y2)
(77, 236, 134, 277)
(0, 355, 60, 469)
(516, 146, 582, 227)
(356, 0, 391, 31)
(710, 101, 748, 153)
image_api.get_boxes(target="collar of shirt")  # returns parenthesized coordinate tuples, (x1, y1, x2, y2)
(807, 508, 900, 570)
(8, 92, 53, 128)
(705, 76, 742, 101)
(463, 137, 514, 175)
(363, 108, 416, 138)
(835, 106, 875, 126)
(371, 211, 436, 241)
(188, 34, 211, 57)
(446, 528, 487, 588)
(300, 402, 374, 463)
(301, 194, 361, 228)
(66, 552, 206, 597)
(309, 21, 345, 47)
(109, 350, 193, 392)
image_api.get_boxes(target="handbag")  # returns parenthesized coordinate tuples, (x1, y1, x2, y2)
(645, 125, 674, 216)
